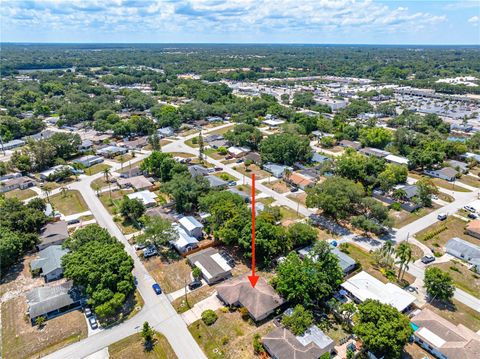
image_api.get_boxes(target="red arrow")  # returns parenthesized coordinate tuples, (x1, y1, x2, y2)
(248, 173, 259, 288)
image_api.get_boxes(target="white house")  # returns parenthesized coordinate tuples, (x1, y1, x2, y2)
(170, 226, 199, 254)
(228, 146, 250, 158)
(127, 190, 158, 207)
(178, 216, 204, 239)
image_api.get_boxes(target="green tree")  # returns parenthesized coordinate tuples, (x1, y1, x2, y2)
(201, 309, 218, 326)
(281, 304, 313, 335)
(259, 133, 311, 165)
(119, 197, 146, 223)
(395, 243, 412, 280)
(163, 173, 210, 213)
(306, 176, 364, 219)
(359, 127, 392, 149)
(224, 124, 263, 149)
(416, 178, 438, 207)
(192, 266, 202, 279)
(354, 299, 413, 359)
(141, 321, 154, 349)
(138, 216, 176, 247)
(424, 267, 455, 303)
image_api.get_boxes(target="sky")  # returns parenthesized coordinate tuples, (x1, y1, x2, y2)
(1, 0, 479, 45)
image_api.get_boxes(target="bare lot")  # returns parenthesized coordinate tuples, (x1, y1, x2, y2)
(415, 217, 477, 251)
(1, 298, 87, 359)
(431, 261, 479, 298)
(109, 332, 177, 359)
(143, 257, 192, 294)
(4, 188, 37, 201)
(49, 190, 88, 215)
(264, 180, 290, 194)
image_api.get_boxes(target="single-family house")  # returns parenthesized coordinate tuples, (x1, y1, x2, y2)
(23, 130, 55, 142)
(228, 146, 250, 158)
(206, 116, 223, 123)
(466, 220, 480, 240)
(286, 172, 314, 190)
(72, 155, 104, 168)
(78, 139, 93, 152)
(157, 127, 174, 138)
(298, 245, 356, 275)
(445, 237, 480, 271)
(263, 325, 335, 359)
(411, 308, 480, 359)
(170, 226, 199, 254)
(263, 118, 285, 127)
(244, 151, 262, 165)
(462, 152, 480, 163)
(118, 165, 143, 178)
(2, 139, 25, 150)
(127, 190, 158, 207)
(263, 163, 293, 178)
(119, 136, 148, 150)
(339, 140, 362, 150)
(178, 216, 203, 239)
(37, 221, 69, 251)
(447, 160, 469, 174)
(424, 167, 459, 182)
(39, 165, 74, 180)
(30, 245, 69, 282)
(385, 154, 409, 166)
(117, 175, 153, 191)
(359, 147, 390, 158)
(311, 152, 330, 164)
(0, 176, 35, 193)
(96, 145, 128, 158)
(227, 187, 250, 202)
(188, 164, 209, 177)
(341, 271, 415, 312)
(187, 248, 232, 284)
(26, 281, 83, 324)
(206, 175, 228, 189)
(217, 276, 285, 321)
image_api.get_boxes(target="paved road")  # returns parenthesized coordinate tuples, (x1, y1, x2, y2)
(44, 161, 206, 359)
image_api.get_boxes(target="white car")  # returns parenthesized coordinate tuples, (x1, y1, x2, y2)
(464, 205, 476, 213)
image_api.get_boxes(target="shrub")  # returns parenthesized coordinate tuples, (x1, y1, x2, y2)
(253, 333, 264, 354)
(192, 137, 198, 145)
(201, 309, 218, 326)
(239, 306, 250, 320)
(390, 202, 401, 211)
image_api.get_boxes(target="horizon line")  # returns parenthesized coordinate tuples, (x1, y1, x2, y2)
(2, 41, 480, 47)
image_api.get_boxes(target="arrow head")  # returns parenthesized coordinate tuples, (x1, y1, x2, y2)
(248, 275, 259, 288)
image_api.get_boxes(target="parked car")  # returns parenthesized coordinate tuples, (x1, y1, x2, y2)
(421, 255, 435, 264)
(67, 218, 80, 225)
(84, 307, 92, 317)
(214, 167, 222, 171)
(468, 213, 478, 219)
(152, 283, 162, 295)
(437, 213, 447, 221)
(290, 187, 299, 192)
(464, 205, 476, 213)
(188, 280, 202, 290)
(236, 159, 244, 163)
(143, 245, 158, 258)
(88, 316, 98, 329)
(207, 168, 215, 173)
(134, 242, 146, 250)
(227, 180, 237, 187)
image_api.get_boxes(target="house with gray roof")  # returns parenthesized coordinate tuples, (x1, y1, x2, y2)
(424, 167, 459, 182)
(96, 145, 128, 158)
(188, 164, 209, 177)
(339, 140, 361, 150)
(30, 245, 69, 282)
(187, 248, 232, 284)
(217, 276, 285, 322)
(26, 281, 83, 324)
(2, 139, 25, 151)
(72, 155, 104, 168)
(298, 245, 356, 275)
(179, 216, 204, 239)
(37, 221, 69, 251)
(227, 188, 250, 202)
(206, 175, 228, 189)
(263, 325, 334, 359)
(263, 163, 293, 178)
(447, 160, 469, 174)
(445, 237, 480, 271)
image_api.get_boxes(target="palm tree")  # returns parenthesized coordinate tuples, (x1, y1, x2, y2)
(103, 168, 111, 182)
(42, 185, 52, 203)
(60, 186, 68, 198)
(381, 240, 395, 267)
(396, 242, 412, 280)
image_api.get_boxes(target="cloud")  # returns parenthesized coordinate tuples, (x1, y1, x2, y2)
(0, 0, 448, 41)
(468, 15, 479, 26)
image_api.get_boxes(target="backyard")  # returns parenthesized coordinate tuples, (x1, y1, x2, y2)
(108, 332, 177, 359)
(188, 309, 275, 359)
(49, 190, 88, 216)
(1, 298, 87, 359)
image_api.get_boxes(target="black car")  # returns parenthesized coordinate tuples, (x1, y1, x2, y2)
(290, 187, 299, 192)
(67, 218, 80, 225)
(188, 280, 202, 290)
(421, 255, 435, 264)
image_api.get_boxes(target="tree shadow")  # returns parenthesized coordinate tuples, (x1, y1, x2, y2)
(429, 299, 456, 312)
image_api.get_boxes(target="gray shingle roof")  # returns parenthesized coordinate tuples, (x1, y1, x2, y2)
(26, 281, 82, 318)
(30, 245, 69, 276)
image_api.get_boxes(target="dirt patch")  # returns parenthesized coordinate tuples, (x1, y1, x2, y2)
(1, 298, 87, 359)
(0, 254, 44, 300)
(287, 192, 307, 206)
(265, 180, 290, 194)
(143, 257, 193, 294)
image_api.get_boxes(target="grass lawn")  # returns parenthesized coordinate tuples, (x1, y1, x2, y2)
(425, 300, 480, 331)
(168, 152, 195, 158)
(257, 197, 275, 205)
(207, 124, 234, 135)
(188, 310, 274, 359)
(185, 138, 200, 148)
(84, 163, 111, 176)
(264, 180, 290, 194)
(143, 257, 192, 294)
(233, 164, 270, 180)
(390, 206, 438, 228)
(204, 148, 225, 160)
(214, 172, 236, 182)
(287, 192, 307, 206)
(109, 332, 177, 359)
(236, 184, 260, 195)
(431, 261, 480, 298)
(4, 188, 37, 200)
(279, 205, 303, 222)
(114, 153, 136, 163)
(172, 285, 217, 314)
(99, 189, 133, 215)
(437, 192, 454, 203)
(49, 190, 88, 215)
(340, 243, 415, 285)
(410, 243, 425, 261)
(90, 176, 111, 190)
(1, 298, 87, 359)
(458, 175, 480, 188)
(415, 217, 477, 250)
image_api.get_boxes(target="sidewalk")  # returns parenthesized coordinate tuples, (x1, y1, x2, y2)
(181, 292, 223, 325)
